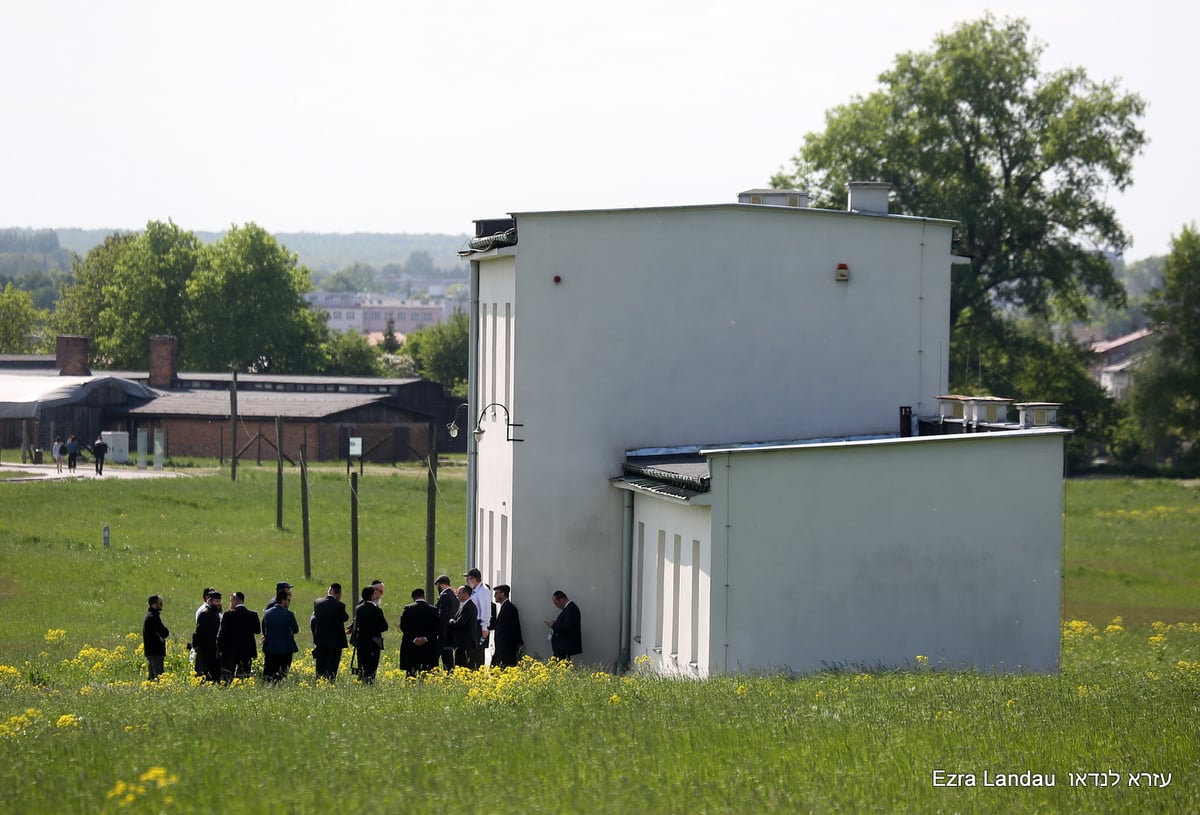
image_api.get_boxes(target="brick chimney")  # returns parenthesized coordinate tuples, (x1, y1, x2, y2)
(148, 335, 179, 388)
(56, 335, 91, 376)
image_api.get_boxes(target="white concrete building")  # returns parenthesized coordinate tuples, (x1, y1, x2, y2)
(460, 185, 1068, 675)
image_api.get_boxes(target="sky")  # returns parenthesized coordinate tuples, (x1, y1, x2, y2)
(2, 1, 1194, 261)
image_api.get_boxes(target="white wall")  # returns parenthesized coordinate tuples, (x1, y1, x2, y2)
(474, 202, 956, 667)
(707, 430, 1067, 674)
(475, 256, 517, 595)
(628, 496, 712, 677)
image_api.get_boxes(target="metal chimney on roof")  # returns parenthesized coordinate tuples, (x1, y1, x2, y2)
(847, 181, 891, 215)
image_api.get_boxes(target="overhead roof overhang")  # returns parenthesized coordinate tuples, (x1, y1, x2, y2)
(0, 375, 157, 420)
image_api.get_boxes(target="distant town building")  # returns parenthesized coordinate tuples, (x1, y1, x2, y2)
(305, 292, 451, 338)
(1090, 328, 1154, 400)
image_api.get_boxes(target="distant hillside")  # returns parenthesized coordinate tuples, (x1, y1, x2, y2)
(54, 228, 470, 273)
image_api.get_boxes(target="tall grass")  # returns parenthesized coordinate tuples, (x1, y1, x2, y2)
(0, 473, 1197, 814)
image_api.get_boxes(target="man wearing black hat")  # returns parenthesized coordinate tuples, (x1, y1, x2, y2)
(435, 575, 459, 671)
(492, 584, 524, 669)
(217, 591, 261, 682)
(265, 581, 294, 611)
(463, 568, 493, 662)
(192, 590, 223, 682)
(312, 583, 349, 682)
(353, 585, 388, 683)
(142, 595, 169, 681)
(262, 589, 300, 683)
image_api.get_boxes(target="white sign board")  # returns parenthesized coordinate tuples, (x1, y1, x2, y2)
(349, 437, 362, 457)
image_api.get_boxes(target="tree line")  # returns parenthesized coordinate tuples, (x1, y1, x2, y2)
(771, 13, 1196, 473)
(3, 15, 1196, 471)
(0, 220, 468, 392)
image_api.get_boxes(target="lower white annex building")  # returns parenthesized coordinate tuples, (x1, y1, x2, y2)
(460, 185, 1069, 675)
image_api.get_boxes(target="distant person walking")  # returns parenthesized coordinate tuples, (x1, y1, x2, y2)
(142, 594, 169, 681)
(92, 435, 109, 475)
(66, 435, 80, 473)
(546, 590, 582, 662)
(52, 437, 64, 474)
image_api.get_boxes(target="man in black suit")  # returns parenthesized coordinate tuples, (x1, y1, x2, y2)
(192, 591, 223, 682)
(216, 591, 261, 682)
(447, 585, 481, 670)
(435, 575, 459, 671)
(545, 589, 582, 661)
(491, 584, 524, 668)
(312, 583, 349, 682)
(399, 587, 441, 676)
(352, 585, 388, 683)
(142, 594, 169, 681)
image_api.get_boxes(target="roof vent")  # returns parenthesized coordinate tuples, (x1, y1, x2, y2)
(1014, 402, 1062, 428)
(738, 188, 808, 208)
(847, 181, 891, 215)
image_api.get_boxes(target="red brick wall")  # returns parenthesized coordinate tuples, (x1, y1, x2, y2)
(135, 418, 434, 463)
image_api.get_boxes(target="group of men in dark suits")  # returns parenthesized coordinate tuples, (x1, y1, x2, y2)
(419, 573, 526, 673)
(189, 582, 303, 684)
(155, 573, 579, 684)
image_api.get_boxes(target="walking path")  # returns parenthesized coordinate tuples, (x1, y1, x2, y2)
(0, 462, 186, 480)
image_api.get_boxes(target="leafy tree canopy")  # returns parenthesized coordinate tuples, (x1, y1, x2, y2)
(0, 283, 47, 354)
(318, 329, 382, 377)
(1127, 224, 1200, 465)
(772, 14, 1146, 332)
(91, 221, 201, 369)
(403, 309, 467, 396)
(185, 223, 327, 373)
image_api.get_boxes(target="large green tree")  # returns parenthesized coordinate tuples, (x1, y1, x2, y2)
(52, 232, 137, 353)
(402, 309, 468, 396)
(1127, 225, 1200, 466)
(320, 329, 383, 377)
(0, 283, 47, 353)
(98, 221, 201, 369)
(184, 223, 327, 373)
(772, 15, 1146, 333)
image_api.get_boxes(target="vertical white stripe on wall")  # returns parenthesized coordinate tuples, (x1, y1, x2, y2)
(654, 530, 665, 652)
(691, 538, 701, 667)
(504, 302, 512, 416)
(490, 302, 498, 412)
(671, 534, 682, 659)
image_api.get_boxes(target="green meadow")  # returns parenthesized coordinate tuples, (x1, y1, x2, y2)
(1, 469, 1198, 814)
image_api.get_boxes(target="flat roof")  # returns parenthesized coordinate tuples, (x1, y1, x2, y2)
(503, 201, 959, 227)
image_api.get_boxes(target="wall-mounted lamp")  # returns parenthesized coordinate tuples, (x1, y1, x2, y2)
(471, 402, 524, 443)
(446, 402, 523, 443)
(446, 403, 470, 439)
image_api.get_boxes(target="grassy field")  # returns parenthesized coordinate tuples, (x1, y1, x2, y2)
(0, 471, 1197, 814)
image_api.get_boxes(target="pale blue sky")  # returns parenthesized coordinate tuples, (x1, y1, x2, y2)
(2, 1, 1192, 261)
